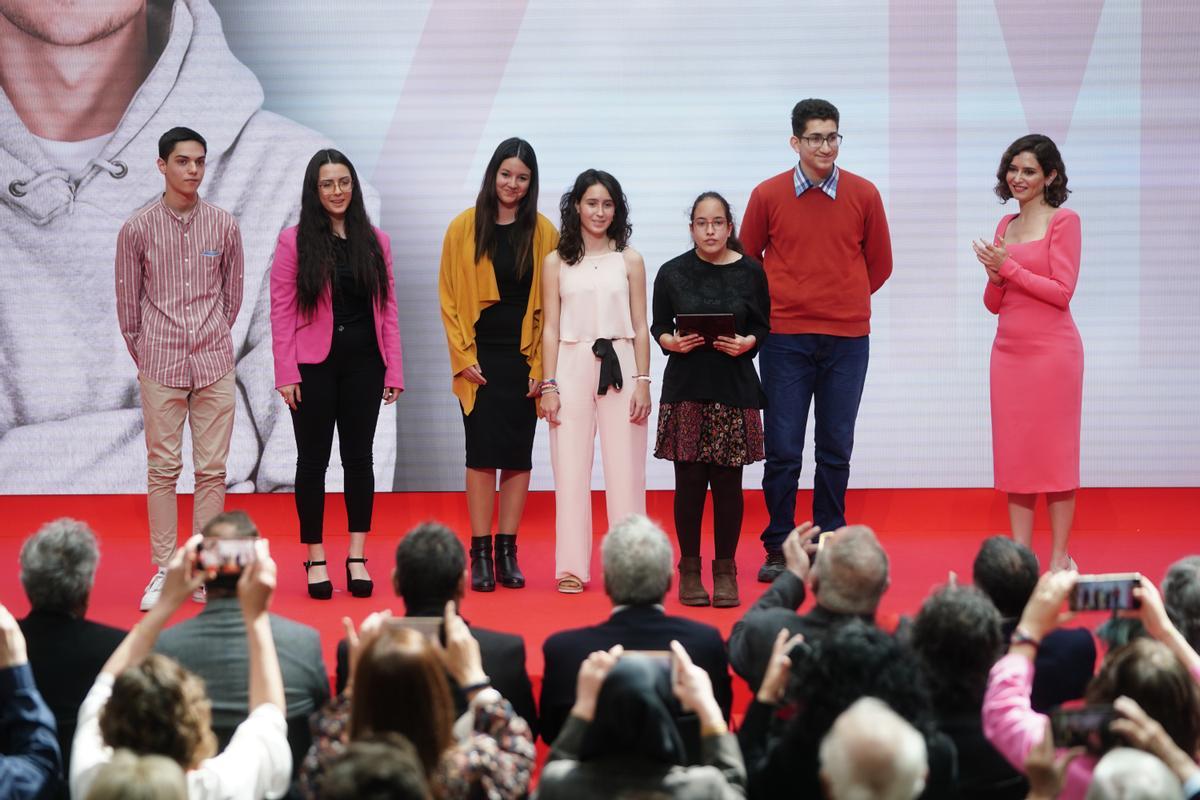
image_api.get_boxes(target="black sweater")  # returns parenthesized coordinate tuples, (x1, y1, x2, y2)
(650, 250, 770, 408)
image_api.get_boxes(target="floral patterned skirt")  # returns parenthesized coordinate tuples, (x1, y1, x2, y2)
(654, 401, 764, 467)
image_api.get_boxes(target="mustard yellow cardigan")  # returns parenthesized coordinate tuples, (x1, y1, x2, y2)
(439, 208, 560, 414)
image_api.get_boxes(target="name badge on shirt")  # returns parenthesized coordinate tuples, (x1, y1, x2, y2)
(202, 249, 221, 257)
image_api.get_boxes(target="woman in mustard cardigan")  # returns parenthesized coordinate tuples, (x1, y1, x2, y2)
(439, 138, 558, 592)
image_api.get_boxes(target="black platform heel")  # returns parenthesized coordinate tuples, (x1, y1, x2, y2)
(304, 560, 333, 600)
(345, 557, 374, 598)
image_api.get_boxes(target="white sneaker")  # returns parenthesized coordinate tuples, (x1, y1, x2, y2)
(192, 584, 207, 604)
(140, 568, 166, 612)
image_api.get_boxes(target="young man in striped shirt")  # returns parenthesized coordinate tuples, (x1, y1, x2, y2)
(740, 99, 893, 582)
(115, 127, 244, 611)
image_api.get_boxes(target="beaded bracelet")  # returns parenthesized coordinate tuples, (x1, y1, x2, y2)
(633, 374, 652, 383)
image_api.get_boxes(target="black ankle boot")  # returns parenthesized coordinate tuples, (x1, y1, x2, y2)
(494, 534, 525, 589)
(470, 536, 496, 592)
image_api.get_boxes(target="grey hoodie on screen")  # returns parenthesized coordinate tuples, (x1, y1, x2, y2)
(0, 0, 387, 493)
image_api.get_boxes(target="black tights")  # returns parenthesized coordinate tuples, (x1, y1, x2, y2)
(673, 461, 744, 559)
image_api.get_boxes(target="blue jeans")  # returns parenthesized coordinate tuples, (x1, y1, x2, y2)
(759, 333, 869, 550)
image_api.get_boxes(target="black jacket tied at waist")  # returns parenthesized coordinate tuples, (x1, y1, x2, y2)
(591, 338, 623, 395)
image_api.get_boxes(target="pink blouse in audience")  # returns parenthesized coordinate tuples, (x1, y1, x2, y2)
(982, 653, 1096, 799)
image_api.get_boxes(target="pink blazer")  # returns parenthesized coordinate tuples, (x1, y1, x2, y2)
(269, 225, 403, 390)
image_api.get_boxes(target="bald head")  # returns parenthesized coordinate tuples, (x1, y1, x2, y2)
(813, 525, 890, 615)
(819, 697, 927, 800)
(1087, 748, 1183, 800)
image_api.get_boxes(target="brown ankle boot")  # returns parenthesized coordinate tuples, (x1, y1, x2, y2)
(712, 559, 740, 608)
(677, 557, 710, 606)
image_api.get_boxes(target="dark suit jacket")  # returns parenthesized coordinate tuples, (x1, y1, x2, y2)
(334, 609, 538, 739)
(539, 605, 732, 746)
(727, 572, 873, 692)
(19, 610, 125, 777)
(999, 619, 1095, 713)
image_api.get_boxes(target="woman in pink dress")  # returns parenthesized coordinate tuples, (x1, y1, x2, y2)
(974, 134, 1082, 572)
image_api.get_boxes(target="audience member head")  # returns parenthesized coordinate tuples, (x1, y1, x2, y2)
(199, 510, 259, 597)
(911, 584, 1004, 716)
(818, 697, 928, 800)
(1085, 748, 1183, 800)
(99, 653, 217, 770)
(789, 621, 935, 757)
(393, 522, 466, 612)
(1163, 556, 1200, 652)
(1085, 638, 1200, 757)
(319, 733, 431, 800)
(601, 514, 674, 607)
(811, 525, 889, 615)
(19, 517, 100, 616)
(972, 536, 1040, 618)
(85, 749, 187, 800)
(349, 626, 455, 777)
(579, 654, 686, 764)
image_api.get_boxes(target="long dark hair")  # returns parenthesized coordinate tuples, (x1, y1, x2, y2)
(295, 149, 387, 316)
(557, 169, 632, 265)
(994, 134, 1070, 207)
(474, 138, 539, 279)
(689, 191, 744, 254)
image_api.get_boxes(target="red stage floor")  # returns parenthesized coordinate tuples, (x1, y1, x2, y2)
(1, 488, 1197, 708)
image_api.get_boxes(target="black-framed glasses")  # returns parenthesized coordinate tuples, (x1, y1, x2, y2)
(799, 133, 843, 149)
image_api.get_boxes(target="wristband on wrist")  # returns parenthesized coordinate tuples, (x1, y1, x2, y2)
(1011, 626, 1041, 649)
(461, 677, 491, 694)
(633, 374, 652, 383)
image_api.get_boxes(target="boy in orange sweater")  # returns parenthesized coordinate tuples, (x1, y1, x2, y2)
(741, 98, 892, 582)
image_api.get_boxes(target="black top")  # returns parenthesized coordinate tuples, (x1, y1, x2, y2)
(650, 250, 770, 408)
(474, 223, 532, 347)
(331, 236, 372, 327)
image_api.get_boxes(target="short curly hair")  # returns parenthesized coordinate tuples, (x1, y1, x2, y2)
(100, 654, 217, 769)
(911, 584, 1004, 716)
(994, 133, 1070, 207)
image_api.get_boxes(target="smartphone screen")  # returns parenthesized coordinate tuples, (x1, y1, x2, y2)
(1050, 705, 1116, 750)
(1069, 573, 1142, 612)
(196, 537, 257, 582)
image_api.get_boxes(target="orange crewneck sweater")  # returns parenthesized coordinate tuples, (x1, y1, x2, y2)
(740, 166, 892, 336)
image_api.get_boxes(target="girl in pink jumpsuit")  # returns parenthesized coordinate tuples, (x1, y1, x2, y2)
(540, 170, 652, 593)
(975, 135, 1082, 572)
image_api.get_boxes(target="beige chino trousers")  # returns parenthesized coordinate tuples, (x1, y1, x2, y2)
(138, 370, 236, 567)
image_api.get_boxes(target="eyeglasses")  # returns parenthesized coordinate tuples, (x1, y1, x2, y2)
(318, 177, 353, 194)
(692, 218, 729, 230)
(799, 133, 843, 149)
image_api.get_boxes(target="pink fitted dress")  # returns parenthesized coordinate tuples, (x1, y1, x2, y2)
(984, 208, 1083, 493)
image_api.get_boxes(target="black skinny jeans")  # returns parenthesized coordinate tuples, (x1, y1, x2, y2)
(291, 321, 385, 544)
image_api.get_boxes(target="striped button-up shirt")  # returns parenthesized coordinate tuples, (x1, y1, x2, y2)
(793, 162, 840, 200)
(115, 197, 244, 389)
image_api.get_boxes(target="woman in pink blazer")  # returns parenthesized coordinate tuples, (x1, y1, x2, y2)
(270, 149, 402, 599)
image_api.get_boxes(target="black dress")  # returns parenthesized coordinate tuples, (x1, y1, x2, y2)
(649, 250, 770, 467)
(463, 224, 537, 470)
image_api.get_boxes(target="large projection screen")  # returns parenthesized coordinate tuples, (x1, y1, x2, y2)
(1, 0, 1196, 493)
